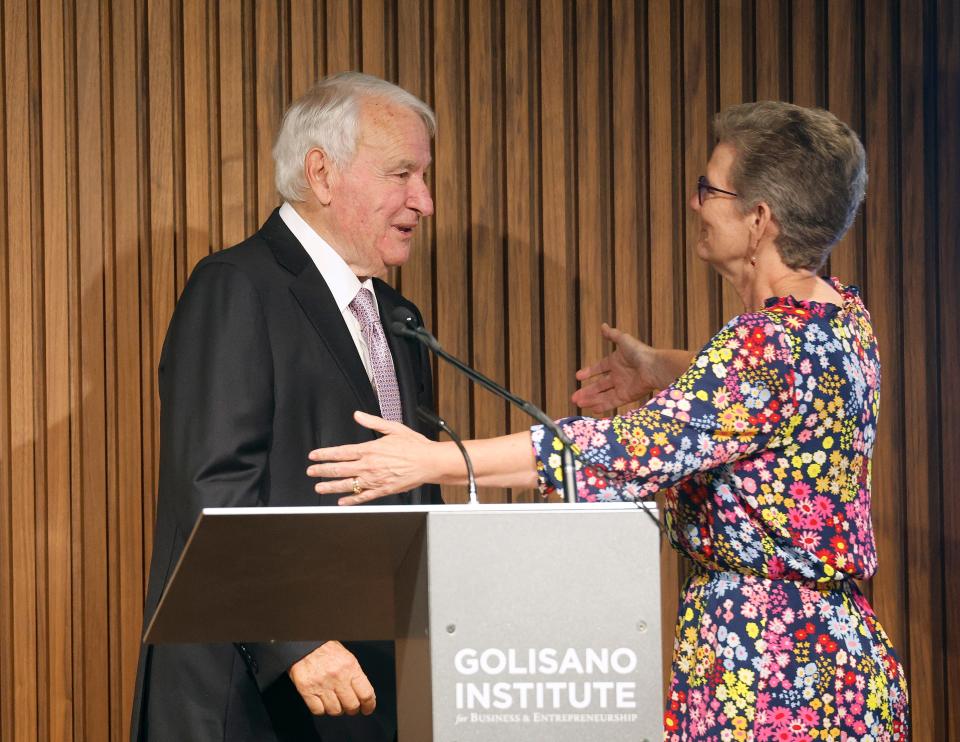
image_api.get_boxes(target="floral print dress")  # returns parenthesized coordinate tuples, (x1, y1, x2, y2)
(533, 280, 909, 741)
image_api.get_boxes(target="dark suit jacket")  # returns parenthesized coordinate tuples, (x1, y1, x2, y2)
(130, 209, 441, 741)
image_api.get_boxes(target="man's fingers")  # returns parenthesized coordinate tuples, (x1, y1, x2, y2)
(352, 674, 377, 716)
(339, 692, 362, 716)
(302, 694, 326, 716)
(318, 688, 342, 716)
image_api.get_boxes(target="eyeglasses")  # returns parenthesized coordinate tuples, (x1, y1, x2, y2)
(697, 175, 738, 206)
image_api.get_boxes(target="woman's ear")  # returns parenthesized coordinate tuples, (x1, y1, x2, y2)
(750, 200, 779, 244)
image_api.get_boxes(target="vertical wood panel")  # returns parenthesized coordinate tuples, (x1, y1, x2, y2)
(38, 0, 73, 738)
(3, 0, 39, 737)
(76, 0, 109, 735)
(755, 0, 789, 100)
(540, 0, 577, 419)
(937, 0, 960, 734)
(326, 0, 357, 73)
(433, 0, 470, 502)
(110, 2, 143, 739)
(504, 0, 541, 501)
(99, 4, 122, 735)
(791, 0, 823, 107)
(361, 0, 388, 78)
(290, 0, 318, 100)
(218, 0, 248, 247)
(901, 0, 946, 735)
(1, 1, 957, 739)
(682, 0, 717, 349)
(611, 0, 642, 389)
(395, 0, 432, 323)
(63, 1, 85, 738)
(575, 0, 612, 377)
(467, 0, 507, 503)
(863, 0, 907, 657)
(255, 0, 282, 224)
(0, 0, 12, 730)
(825, 0, 863, 286)
(184, 0, 213, 271)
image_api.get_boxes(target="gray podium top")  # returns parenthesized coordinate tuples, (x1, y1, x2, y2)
(144, 502, 657, 645)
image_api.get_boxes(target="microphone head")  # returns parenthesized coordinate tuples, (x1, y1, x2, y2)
(390, 306, 419, 329)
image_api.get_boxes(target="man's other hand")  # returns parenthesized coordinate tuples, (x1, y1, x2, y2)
(288, 641, 377, 716)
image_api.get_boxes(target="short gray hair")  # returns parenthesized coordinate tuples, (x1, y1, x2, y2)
(713, 101, 867, 271)
(273, 72, 436, 202)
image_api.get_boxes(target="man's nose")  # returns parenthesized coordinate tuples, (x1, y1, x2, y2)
(688, 189, 701, 212)
(408, 177, 434, 217)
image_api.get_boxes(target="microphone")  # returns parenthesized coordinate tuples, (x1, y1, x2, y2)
(416, 405, 479, 505)
(389, 307, 579, 504)
(389, 308, 420, 341)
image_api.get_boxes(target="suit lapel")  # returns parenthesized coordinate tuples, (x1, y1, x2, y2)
(259, 211, 381, 417)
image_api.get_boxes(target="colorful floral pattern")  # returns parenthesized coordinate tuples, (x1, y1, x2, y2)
(533, 280, 909, 740)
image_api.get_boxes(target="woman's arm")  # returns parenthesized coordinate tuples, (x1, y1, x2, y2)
(307, 413, 537, 504)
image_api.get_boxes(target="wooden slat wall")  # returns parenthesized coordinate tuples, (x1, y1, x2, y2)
(0, 1, 956, 739)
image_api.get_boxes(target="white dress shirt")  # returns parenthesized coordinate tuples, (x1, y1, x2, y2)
(278, 201, 378, 388)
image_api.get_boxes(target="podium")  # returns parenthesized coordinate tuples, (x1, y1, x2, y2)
(145, 502, 664, 741)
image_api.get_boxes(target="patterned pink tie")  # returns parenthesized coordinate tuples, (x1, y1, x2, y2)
(348, 287, 404, 422)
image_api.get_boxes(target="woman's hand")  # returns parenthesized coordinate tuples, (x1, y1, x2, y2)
(307, 411, 437, 505)
(571, 324, 665, 414)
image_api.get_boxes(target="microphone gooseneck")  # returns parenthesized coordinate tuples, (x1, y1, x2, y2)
(416, 406, 479, 505)
(388, 307, 579, 505)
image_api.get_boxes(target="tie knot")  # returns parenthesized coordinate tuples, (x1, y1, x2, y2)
(349, 287, 379, 329)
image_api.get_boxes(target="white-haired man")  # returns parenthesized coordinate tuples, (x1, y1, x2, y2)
(131, 72, 441, 742)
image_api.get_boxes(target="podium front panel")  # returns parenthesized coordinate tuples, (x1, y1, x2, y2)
(398, 504, 663, 742)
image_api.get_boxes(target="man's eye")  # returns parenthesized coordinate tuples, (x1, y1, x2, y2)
(394, 171, 410, 180)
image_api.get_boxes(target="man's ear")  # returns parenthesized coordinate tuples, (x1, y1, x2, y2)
(304, 148, 336, 206)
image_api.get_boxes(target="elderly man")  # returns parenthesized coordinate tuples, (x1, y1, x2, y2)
(130, 72, 441, 742)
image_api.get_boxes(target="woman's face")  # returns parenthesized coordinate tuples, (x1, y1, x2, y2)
(690, 143, 754, 273)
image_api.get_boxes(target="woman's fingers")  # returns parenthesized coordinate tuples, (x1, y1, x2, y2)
(308, 442, 362, 462)
(313, 477, 357, 495)
(337, 488, 388, 506)
(600, 322, 623, 342)
(353, 410, 404, 434)
(307, 412, 406, 463)
(307, 457, 366, 477)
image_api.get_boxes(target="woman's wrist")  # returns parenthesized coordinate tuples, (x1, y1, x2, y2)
(654, 348, 694, 387)
(430, 439, 472, 485)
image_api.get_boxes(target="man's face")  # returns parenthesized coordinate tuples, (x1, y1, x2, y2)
(326, 99, 434, 277)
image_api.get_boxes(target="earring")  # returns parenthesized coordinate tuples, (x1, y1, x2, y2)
(750, 255, 757, 267)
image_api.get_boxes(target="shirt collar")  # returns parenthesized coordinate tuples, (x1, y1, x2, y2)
(278, 201, 375, 312)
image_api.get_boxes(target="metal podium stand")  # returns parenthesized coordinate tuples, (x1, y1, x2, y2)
(145, 502, 663, 741)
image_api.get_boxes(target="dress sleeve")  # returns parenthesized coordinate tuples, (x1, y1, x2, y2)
(533, 312, 799, 500)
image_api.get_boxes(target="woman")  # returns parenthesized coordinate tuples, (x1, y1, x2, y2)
(307, 102, 909, 740)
